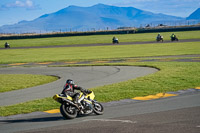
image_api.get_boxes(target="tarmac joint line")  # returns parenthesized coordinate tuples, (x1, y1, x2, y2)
(83, 119, 136, 124)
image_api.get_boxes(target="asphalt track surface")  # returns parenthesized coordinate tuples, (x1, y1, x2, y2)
(0, 91, 200, 133)
(0, 39, 200, 133)
(0, 66, 158, 106)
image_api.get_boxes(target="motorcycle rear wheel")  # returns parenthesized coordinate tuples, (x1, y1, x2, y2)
(93, 102, 104, 115)
(60, 104, 77, 119)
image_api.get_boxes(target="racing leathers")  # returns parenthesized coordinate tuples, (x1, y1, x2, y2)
(61, 83, 91, 105)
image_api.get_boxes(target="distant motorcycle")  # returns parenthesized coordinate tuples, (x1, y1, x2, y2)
(53, 91, 104, 119)
(171, 36, 178, 41)
(156, 36, 164, 42)
(112, 37, 119, 44)
(5, 42, 10, 48)
(113, 39, 119, 44)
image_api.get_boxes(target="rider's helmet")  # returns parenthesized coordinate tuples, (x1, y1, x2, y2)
(66, 79, 74, 85)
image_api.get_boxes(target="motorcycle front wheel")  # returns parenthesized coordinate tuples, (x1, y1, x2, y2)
(60, 104, 77, 119)
(93, 102, 104, 115)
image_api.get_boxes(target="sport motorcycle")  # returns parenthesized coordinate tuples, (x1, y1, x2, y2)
(53, 91, 104, 119)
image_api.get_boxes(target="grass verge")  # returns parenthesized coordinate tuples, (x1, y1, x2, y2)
(0, 41, 200, 64)
(0, 62, 200, 116)
(0, 74, 59, 93)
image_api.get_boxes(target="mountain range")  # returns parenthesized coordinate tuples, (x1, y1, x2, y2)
(0, 4, 199, 33)
(187, 8, 200, 20)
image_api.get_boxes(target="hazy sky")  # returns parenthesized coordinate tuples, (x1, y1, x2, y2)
(0, 0, 199, 26)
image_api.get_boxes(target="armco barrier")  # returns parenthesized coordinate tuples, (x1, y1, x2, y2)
(0, 25, 200, 40)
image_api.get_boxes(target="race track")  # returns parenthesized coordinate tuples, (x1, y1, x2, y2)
(1, 38, 200, 50)
(0, 39, 200, 133)
(1, 66, 199, 133)
(0, 66, 158, 106)
(1, 88, 200, 133)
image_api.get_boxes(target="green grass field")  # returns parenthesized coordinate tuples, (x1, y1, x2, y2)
(0, 42, 199, 64)
(0, 30, 200, 48)
(0, 74, 58, 93)
(93, 62, 200, 102)
(0, 30, 200, 116)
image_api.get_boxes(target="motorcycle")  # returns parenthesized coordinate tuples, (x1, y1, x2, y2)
(53, 91, 104, 119)
(171, 36, 178, 41)
(113, 39, 119, 44)
(5, 43, 10, 48)
(112, 37, 119, 44)
(156, 36, 164, 42)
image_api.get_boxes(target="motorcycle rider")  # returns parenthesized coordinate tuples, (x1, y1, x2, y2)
(157, 33, 161, 38)
(156, 33, 164, 42)
(157, 33, 163, 39)
(112, 36, 119, 44)
(61, 79, 91, 109)
(171, 33, 175, 39)
(5, 42, 10, 48)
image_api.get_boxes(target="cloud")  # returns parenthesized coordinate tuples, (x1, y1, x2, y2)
(1, 0, 40, 10)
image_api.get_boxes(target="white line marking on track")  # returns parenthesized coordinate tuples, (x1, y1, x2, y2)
(196, 125, 200, 128)
(83, 119, 137, 124)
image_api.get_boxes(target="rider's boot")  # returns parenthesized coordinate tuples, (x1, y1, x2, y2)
(74, 101, 80, 109)
(74, 102, 84, 114)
